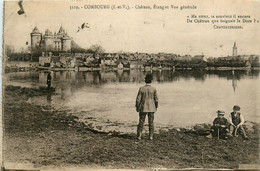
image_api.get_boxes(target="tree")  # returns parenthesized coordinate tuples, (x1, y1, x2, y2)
(88, 44, 105, 54)
(71, 40, 88, 53)
(4, 44, 15, 56)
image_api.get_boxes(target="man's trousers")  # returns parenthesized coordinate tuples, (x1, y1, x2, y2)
(137, 112, 154, 137)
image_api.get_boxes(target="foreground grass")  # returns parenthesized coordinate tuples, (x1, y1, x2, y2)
(3, 86, 260, 169)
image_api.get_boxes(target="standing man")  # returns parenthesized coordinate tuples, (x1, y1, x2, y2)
(47, 72, 52, 89)
(136, 73, 159, 140)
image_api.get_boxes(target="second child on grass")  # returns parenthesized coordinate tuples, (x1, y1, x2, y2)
(229, 105, 249, 140)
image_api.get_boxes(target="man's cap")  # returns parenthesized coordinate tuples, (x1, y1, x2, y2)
(145, 74, 153, 82)
(216, 110, 225, 115)
(233, 105, 240, 111)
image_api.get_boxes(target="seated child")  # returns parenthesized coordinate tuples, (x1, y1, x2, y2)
(212, 110, 230, 139)
(229, 105, 249, 140)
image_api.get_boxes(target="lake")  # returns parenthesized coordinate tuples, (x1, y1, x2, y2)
(4, 69, 260, 133)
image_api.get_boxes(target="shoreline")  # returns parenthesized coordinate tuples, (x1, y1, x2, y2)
(4, 65, 260, 73)
(3, 85, 260, 169)
(39, 66, 260, 71)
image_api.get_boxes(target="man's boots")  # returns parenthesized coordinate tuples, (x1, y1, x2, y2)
(137, 132, 142, 140)
(149, 133, 153, 140)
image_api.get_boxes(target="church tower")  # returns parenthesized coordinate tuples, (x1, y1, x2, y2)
(233, 42, 237, 56)
(30, 26, 42, 50)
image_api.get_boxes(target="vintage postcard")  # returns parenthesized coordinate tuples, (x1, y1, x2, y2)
(1, 0, 260, 170)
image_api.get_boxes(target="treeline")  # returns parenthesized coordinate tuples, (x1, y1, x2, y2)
(142, 58, 259, 69)
(5, 41, 105, 62)
(207, 57, 259, 68)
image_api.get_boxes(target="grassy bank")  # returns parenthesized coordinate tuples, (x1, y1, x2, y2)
(3, 86, 260, 169)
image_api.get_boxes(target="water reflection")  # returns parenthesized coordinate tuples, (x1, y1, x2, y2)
(5, 69, 259, 90)
(5, 69, 260, 130)
(231, 70, 237, 92)
(47, 94, 52, 104)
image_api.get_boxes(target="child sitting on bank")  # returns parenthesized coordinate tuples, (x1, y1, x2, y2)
(211, 110, 230, 139)
(229, 105, 249, 140)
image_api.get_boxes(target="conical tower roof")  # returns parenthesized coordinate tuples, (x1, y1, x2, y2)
(45, 29, 53, 36)
(58, 26, 65, 35)
(32, 26, 40, 33)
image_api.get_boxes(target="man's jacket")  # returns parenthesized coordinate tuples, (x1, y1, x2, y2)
(136, 84, 159, 113)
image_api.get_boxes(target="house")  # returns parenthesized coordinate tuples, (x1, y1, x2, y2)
(50, 56, 61, 67)
(128, 54, 136, 60)
(60, 56, 76, 68)
(240, 55, 251, 61)
(39, 56, 51, 67)
(6, 61, 39, 68)
(117, 62, 123, 69)
(176, 55, 192, 61)
(39, 56, 62, 67)
(85, 55, 95, 64)
(39, 52, 52, 66)
(85, 53, 94, 59)
(59, 53, 71, 57)
(130, 60, 144, 69)
(192, 55, 207, 62)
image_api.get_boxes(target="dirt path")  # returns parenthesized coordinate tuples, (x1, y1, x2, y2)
(3, 86, 260, 169)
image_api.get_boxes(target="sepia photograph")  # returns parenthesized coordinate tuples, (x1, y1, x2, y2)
(1, 0, 260, 170)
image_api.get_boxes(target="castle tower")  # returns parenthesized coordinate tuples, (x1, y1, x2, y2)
(62, 31, 71, 52)
(233, 42, 237, 56)
(30, 26, 42, 50)
(57, 26, 65, 37)
(44, 29, 54, 51)
(30, 26, 72, 52)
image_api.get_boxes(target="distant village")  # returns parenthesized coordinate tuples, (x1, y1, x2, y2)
(5, 26, 260, 72)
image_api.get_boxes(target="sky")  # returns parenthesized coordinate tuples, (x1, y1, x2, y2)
(3, 0, 260, 57)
